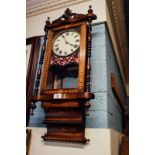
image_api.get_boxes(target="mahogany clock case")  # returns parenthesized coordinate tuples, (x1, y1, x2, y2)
(41, 21, 87, 95)
(46, 26, 81, 90)
(31, 6, 97, 143)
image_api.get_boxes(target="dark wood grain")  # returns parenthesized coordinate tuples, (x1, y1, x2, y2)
(26, 37, 39, 126)
(44, 6, 96, 30)
(32, 92, 94, 101)
(40, 21, 87, 94)
(31, 6, 96, 143)
(26, 129, 31, 155)
(31, 19, 50, 115)
(119, 136, 129, 155)
(111, 73, 128, 135)
(111, 73, 129, 155)
(107, 0, 129, 94)
(33, 24, 49, 96)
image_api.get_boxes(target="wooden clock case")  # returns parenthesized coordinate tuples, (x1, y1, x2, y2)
(31, 6, 97, 143)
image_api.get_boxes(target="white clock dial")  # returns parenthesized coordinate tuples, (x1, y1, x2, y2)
(53, 30, 80, 56)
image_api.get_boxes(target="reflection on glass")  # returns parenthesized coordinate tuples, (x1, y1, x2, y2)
(46, 27, 80, 90)
(46, 64, 78, 89)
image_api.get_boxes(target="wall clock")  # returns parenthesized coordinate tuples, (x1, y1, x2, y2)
(31, 6, 97, 143)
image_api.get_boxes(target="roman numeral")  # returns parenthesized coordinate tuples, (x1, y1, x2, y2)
(55, 47, 59, 52)
(59, 50, 62, 54)
(66, 32, 69, 36)
(75, 40, 79, 42)
(74, 35, 78, 38)
(74, 44, 78, 48)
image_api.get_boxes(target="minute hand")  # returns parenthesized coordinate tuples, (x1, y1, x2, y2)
(61, 35, 75, 47)
(61, 35, 77, 48)
(67, 42, 77, 48)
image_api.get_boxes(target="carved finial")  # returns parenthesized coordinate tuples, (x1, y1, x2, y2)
(88, 5, 93, 14)
(46, 17, 50, 24)
(87, 5, 97, 20)
(63, 8, 73, 19)
(65, 8, 71, 14)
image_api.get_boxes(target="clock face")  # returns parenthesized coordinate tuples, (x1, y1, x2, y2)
(53, 29, 80, 57)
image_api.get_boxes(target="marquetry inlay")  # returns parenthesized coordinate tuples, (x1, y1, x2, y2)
(31, 6, 96, 144)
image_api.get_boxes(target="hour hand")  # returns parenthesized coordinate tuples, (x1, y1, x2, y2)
(61, 35, 67, 43)
(61, 35, 77, 48)
(62, 36, 73, 47)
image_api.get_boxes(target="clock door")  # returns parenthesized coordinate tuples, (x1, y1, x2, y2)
(46, 64, 79, 89)
(41, 22, 87, 93)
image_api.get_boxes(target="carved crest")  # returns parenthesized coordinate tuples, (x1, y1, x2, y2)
(45, 6, 96, 29)
(53, 8, 85, 22)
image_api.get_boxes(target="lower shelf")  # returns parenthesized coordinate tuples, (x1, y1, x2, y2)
(40, 99, 89, 143)
(42, 133, 89, 144)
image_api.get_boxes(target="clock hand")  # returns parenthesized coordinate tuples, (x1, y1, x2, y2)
(67, 42, 77, 48)
(61, 35, 68, 44)
(61, 35, 65, 39)
(61, 35, 77, 48)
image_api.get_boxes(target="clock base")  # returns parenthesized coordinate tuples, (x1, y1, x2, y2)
(41, 134, 89, 144)
(40, 99, 92, 144)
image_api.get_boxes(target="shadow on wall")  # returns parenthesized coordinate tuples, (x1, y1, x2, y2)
(45, 141, 85, 149)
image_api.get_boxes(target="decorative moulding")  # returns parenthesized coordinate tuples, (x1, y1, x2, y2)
(26, 0, 90, 18)
(106, 0, 129, 95)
